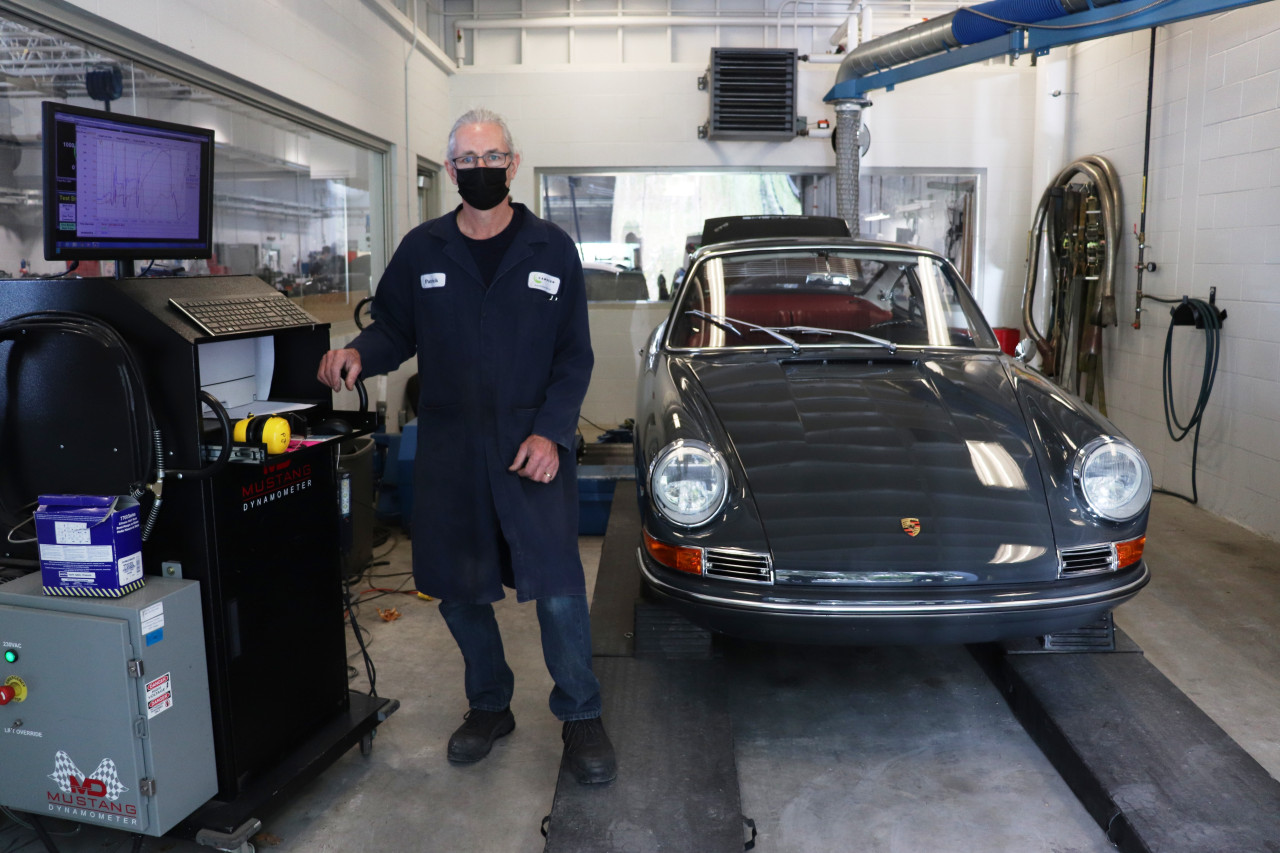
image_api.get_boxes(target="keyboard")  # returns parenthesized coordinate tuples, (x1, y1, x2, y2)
(170, 294, 319, 336)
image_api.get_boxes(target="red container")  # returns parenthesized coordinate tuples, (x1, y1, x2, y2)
(993, 327, 1020, 357)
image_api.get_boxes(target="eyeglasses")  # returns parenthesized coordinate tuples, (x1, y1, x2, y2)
(451, 152, 512, 169)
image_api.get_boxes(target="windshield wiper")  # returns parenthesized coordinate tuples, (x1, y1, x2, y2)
(685, 310, 801, 353)
(776, 325, 897, 354)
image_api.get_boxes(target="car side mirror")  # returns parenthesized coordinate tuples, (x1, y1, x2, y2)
(1014, 338, 1034, 363)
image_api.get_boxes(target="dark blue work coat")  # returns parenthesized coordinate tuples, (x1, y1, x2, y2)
(349, 203, 593, 603)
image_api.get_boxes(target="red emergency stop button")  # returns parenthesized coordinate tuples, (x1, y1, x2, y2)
(0, 676, 24, 704)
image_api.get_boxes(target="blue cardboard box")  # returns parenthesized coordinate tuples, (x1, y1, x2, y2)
(34, 495, 145, 597)
(577, 464, 634, 536)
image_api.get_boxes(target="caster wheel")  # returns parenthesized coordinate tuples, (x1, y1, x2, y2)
(360, 730, 375, 756)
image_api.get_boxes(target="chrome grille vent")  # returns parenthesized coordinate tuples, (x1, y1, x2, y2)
(703, 548, 773, 584)
(1058, 544, 1117, 578)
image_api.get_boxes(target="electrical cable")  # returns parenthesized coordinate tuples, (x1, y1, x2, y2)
(1145, 295, 1221, 504)
(5, 501, 37, 545)
(1, 804, 84, 838)
(1132, 27, 1157, 329)
(34, 261, 79, 280)
(342, 583, 378, 698)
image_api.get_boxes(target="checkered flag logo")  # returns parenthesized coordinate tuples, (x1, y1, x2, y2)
(48, 750, 129, 801)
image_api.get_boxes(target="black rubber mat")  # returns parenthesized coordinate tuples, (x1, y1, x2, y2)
(542, 657, 744, 853)
(976, 631, 1280, 853)
(548, 488, 744, 852)
(589, 481, 642, 658)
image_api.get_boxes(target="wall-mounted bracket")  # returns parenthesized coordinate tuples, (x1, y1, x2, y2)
(1170, 287, 1227, 328)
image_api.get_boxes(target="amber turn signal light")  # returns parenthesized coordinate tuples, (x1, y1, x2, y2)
(1116, 535, 1145, 569)
(643, 529, 703, 575)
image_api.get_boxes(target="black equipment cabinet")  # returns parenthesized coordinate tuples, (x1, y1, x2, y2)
(0, 275, 388, 834)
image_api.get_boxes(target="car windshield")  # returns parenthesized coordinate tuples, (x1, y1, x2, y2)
(666, 249, 998, 351)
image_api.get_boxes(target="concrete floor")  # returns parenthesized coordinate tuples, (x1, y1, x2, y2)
(3, 492, 1277, 852)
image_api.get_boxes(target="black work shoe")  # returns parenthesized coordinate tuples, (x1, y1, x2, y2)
(447, 707, 515, 763)
(562, 717, 617, 784)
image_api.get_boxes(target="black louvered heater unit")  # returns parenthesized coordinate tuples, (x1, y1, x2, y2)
(702, 48, 799, 140)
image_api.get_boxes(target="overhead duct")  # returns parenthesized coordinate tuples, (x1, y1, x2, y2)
(834, 0, 1131, 83)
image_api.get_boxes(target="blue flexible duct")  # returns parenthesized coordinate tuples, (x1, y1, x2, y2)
(952, 0, 1068, 44)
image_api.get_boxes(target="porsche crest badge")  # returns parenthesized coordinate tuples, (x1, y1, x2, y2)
(900, 517, 921, 537)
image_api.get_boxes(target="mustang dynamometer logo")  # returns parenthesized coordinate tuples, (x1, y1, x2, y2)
(900, 518, 921, 537)
(49, 750, 129, 800)
(45, 749, 140, 825)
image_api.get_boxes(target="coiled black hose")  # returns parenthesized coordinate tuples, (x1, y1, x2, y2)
(0, 311, 156, 546)
(1148, 296, 1222, 503)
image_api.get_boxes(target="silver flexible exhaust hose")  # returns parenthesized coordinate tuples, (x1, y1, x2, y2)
(1021, 156, 1122, 371)
(834, 14, 960, 81)
(835, 0, 1132, 85)
(834, 101, 866, 235)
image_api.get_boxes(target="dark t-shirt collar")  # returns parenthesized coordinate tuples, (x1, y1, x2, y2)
(461, 205, 524, 288)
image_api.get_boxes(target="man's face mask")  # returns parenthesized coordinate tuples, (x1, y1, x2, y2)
(456, 166, 510, 211)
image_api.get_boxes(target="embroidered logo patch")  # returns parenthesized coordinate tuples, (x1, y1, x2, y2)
(420, 273, 445, 289)
(901, 518, 921, 537)
(528, 272, 560, 295)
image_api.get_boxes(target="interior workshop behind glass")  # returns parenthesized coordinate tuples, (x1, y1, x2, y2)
(1, 1, 1279, 852)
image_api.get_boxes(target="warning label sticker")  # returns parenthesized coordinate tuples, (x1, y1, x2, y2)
(140, 602, 164, 636)
(144, 672, 173, 719)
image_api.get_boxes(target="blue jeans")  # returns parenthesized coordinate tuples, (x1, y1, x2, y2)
(438, 595, 602, 721)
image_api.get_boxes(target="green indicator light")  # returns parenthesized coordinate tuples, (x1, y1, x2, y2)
(3, 650, 15, 663)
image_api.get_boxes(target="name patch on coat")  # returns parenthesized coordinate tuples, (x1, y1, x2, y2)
(528, 272, 560, 295)
(421, 273, 446, 289)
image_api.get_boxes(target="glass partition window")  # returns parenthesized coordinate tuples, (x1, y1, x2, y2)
(540, 172, 805, 302)
(0, 17, 386, 332)
(538, 170, 979, 302)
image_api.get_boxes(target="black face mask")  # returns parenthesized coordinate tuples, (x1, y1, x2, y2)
(455, 167, 510, 211)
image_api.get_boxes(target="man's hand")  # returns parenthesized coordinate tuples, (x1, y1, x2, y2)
(317, 348, 362, 391)
(509, 434, 560, 483)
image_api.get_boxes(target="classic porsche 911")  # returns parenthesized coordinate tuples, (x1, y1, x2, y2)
(633, 217, 1151, 644)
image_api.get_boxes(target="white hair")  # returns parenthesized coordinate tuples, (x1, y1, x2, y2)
(446, 108, 517, 160)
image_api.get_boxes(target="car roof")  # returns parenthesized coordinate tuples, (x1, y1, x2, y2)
(688, 235, 945, 266)
(700, 214, 850, 246)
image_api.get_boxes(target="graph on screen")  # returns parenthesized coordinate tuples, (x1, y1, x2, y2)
(75, 125, 202, 241)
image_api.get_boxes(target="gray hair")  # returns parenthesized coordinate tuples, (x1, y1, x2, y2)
(446, 108, 518, 160)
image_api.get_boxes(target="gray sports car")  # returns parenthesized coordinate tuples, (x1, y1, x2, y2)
(633, 217, 1151, 644)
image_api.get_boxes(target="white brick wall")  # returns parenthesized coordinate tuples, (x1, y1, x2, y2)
(1059, 11, 1280, 540)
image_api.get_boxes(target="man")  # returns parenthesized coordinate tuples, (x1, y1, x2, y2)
(317, 108, 615, 784)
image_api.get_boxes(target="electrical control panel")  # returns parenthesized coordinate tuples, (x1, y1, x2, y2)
(0, 574, 217, 836)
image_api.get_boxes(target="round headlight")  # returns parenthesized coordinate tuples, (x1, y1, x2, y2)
(650, 439, 729, 527)
(1074, 438, 1151, 521)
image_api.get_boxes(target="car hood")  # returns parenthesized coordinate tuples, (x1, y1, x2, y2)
(687, 354, 1060, 583)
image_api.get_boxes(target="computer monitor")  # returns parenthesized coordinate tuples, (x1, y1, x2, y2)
(42, 101, 215, 263)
